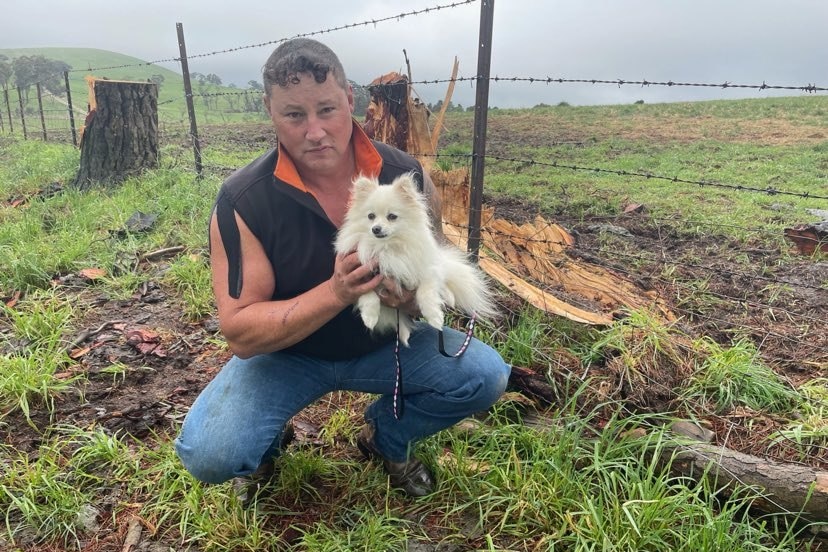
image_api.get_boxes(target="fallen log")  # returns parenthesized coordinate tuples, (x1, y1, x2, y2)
(524, 411, 828, 523)
(667, 435, 828, 523)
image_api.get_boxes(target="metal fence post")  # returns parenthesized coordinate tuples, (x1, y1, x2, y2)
(467, 0, 495, 261)
(176, 22, 203, 177)
(36, 82, 47, 140)
(65, 71, 78, 146)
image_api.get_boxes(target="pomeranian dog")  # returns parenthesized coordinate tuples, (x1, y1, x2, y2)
(335, 172, 496, 346)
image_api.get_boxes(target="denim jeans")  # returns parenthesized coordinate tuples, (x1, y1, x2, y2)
(175, 323, 511, 484)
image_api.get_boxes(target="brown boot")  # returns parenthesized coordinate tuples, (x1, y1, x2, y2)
(232, 420, 295, 507)
(357, 423, 435, 497)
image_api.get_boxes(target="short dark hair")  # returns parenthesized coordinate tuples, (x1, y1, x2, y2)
(262, 38, 348, 95)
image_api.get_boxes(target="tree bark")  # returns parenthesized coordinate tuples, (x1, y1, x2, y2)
(667, 438, 828, 522)
(73, 78, 158, 189)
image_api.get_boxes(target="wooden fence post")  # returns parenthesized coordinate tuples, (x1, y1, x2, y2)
(64, 71, 78, 147)
(17, 86, 27, 139)
(3, 89, 12, 134)
(36, 82, 47, 141)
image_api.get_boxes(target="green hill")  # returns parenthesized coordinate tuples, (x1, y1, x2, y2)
(0, 47, 182, 82)
(0, 47, 266, 125)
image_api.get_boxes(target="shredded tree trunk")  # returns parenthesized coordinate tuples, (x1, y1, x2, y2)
(73, 77, 158, 189)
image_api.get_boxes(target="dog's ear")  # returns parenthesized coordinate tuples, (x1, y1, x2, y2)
(351, 175, 378, 203)
(391, 172, 419, 199)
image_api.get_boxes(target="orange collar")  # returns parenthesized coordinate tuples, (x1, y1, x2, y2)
(273, 120, 382, 193)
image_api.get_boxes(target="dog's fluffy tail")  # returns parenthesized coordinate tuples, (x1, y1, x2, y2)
(440, 245, 498, 321)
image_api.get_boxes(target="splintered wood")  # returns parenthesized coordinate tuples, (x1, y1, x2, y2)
(435, 169, 675, 325)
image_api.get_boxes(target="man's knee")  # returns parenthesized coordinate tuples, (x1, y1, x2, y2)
(475, 358, 511, 409)
(455, 347, 510, 411)
(175, 435, 247, 484)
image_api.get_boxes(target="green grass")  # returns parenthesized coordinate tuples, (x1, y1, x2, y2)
(1, 396, 812, 551)
(440, 98, 828, 243)
(0, 290, 80, 420)
(680, 337, 801, 414)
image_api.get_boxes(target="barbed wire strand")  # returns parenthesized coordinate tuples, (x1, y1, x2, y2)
(65, 0, 476, 74)
(413, 151, 828, 201)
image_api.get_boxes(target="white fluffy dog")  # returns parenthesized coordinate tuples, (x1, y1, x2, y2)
(335, 172, 496, 346)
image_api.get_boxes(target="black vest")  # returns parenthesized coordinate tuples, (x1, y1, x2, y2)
(213, 141, 423, 360)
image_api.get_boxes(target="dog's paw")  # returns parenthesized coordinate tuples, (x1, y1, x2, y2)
(421, 304, 445, 330)
(357, 295, 381, 329)
(441, 288, 457, 308)
(361, 309, 379, 329)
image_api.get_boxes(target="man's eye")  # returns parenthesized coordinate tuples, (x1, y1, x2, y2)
(387, 213, 398, 221)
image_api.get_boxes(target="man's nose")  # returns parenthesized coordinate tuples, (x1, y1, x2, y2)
(306, 115, 325, 141)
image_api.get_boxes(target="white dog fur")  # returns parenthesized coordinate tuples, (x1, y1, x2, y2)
(334, 172, 496, 346)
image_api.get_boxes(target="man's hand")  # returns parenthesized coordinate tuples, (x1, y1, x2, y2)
(330, 251, 383, 306)
(377, 276, 420, 318)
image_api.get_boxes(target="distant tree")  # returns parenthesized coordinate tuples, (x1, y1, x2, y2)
(206, 73, 222, 86)
(0, 55, 12, 90)
(190, 72, 205, 83)
(149, 74, 165, 91)
(350, 80, 370, 116)
(247, 80, 263, 91)
(11, 55, 71, 100)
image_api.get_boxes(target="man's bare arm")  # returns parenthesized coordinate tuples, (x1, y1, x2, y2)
(209, 211, 381, 358)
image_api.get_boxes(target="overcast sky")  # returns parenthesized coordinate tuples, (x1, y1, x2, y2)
(3, 0, 827, 108)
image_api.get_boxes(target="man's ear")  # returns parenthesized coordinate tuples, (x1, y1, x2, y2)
(262, 94, 271, 117)
(347, 84, 355, 114)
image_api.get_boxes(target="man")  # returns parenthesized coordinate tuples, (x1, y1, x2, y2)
(175, 38, 510, 500)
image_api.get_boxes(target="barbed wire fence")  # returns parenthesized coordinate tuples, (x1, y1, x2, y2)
(2, 0, 827, 466)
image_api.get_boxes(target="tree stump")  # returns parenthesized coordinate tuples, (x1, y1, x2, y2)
(73, 78, 158, 189)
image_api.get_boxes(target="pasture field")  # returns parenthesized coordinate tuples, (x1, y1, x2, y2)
(0, 95, 826, 551)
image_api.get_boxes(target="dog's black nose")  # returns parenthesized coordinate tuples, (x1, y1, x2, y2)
(372, 225, 383, 236)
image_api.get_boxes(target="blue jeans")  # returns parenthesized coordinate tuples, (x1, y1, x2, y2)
(175, 323, 511, 483)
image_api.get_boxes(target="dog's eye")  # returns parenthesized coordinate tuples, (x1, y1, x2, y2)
(368, 213, 375, 220)
(387, 213, 398, 221)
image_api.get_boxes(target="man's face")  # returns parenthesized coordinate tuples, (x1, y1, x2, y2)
(264, 73, 355, 177)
